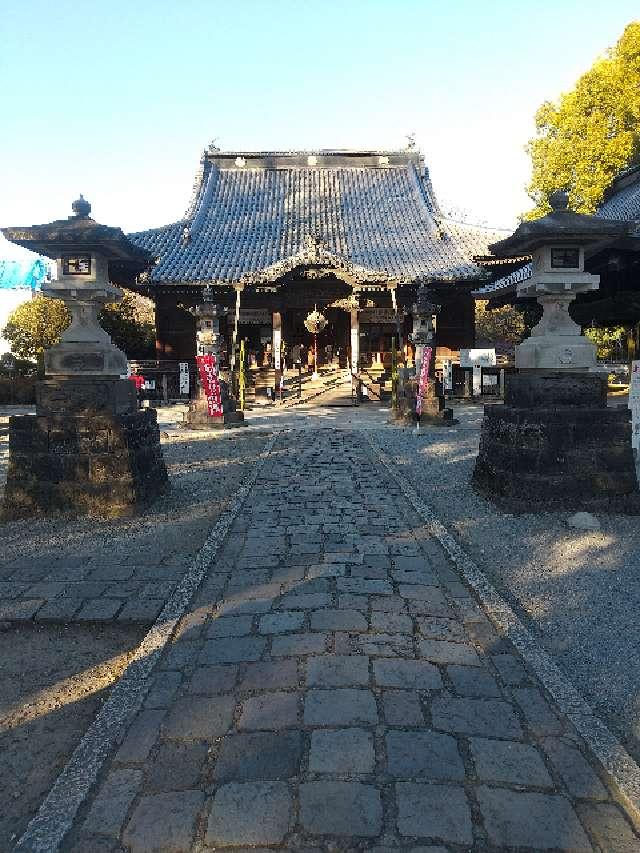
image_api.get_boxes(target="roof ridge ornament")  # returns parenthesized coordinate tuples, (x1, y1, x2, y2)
(549, 190, 569, 211)
(71, 194, 91, 218)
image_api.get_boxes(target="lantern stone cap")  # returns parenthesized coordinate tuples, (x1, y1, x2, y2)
(489, 191, 630, 258)
(1, 197, 154, 269)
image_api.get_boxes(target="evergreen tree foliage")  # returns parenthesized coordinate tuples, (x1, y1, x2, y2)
(526, 22, 640, 218)
(3, 290, 156, 365)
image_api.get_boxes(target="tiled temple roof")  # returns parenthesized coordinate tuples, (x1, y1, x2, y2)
(473, 168, 640, 298)
(129, 150, 504, 286)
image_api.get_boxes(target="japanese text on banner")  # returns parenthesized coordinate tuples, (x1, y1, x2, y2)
(416, 347, 432, 416)
(196, 354, 223, 417)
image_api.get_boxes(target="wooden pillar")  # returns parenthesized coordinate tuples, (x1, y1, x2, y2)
(273, 311, 282, 397)
(350, 308, 359, 373)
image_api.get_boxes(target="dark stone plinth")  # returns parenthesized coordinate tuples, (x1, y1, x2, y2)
(36, 376, 137, 415)
(473, 372, 639, 513)
(2, 407, 168, 520)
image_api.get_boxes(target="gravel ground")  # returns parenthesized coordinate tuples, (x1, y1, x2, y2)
(375, 402, 640, 763)
(0, 622, 143, 851)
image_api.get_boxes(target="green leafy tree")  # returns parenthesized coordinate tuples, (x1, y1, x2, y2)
(475, 300, 526, 347)
(3, 295, 70, 368)
(100, 291, 155, 359)
(3, 289, 156, 369)
(526, 22, 640, 218)
(584, 325, 626, 360)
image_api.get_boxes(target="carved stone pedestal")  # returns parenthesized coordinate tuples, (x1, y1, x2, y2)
(183, 378, 246, 430)
(2, 378, 168, 520)
(393, 371, 454, 426)
(472, 373, 639, 512)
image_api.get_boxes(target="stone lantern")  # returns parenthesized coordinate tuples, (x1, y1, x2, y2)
(1, 197, 168, 519)
(394, 285, 453, 424)
(473, 191, 638, 510)
(183, 285, 245, 429)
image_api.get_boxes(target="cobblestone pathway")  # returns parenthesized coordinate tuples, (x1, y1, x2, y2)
(63, 429, 638, 852)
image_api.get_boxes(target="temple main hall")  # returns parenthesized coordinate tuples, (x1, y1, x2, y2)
(130, 146, 503, 376)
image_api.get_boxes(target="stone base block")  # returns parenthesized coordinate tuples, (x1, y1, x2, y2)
(473, 374, 639, 513)
(183, 397, 246, 430)
(36, 377, 136, 416)
(2, 409, 168, 520)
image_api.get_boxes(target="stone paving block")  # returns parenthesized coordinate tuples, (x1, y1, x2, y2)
(238, 692, 300, 729)
(122, 790, 204, 853)
(259, 611, 306, 634)
(386, 730, 465, 781)
(337, 578, 393, 595)
(470, 737, 553, 787)
(271, 564, 306, 585)
(239, 658, 299, 690)
(446, 664, 501, 698)
(214, 731, 302, 781)
(541, 737, 609, 799)
(217, 596, 273, 616)
(431, 695, 523, 738)
(512, 687, 565, 736)
(186, 665, 238, 695)
(371, 596, 407, 613)
(277, 592, 331, 609)
(226, 570, 271, 592)
(492, 653, 528, 685)
(417, 616, 464, 641)
(382, 690, 425, 726)
(25, 581, 68, 599)
(199, 636, 266, 664)
(205, 781, 292, 847)
(300, 781, 382, 836)
(163, 695, 235, 740)
(145, 671, 183, 708)
(115, 710, 165, 763)
(147, 741, 209, 791)
(304, 688, 378, 726)
(373, 659, 442, 690)
(117, 598, 164, 623)
(308, 562, 345, 578)
(206, 615, 254, 637)
(160, 641, 200, 670)
(311, 609, 368, 631)
(370, 611, 413, 633)
(351, 565, 389, 580)
(359, 634, 414, 657)
(271, 632, 328, 657)
(76, 598, 122, 621)
(0, 582, 29, 599)
(576, 802, 640, 852)
(337, 593, 369, 611)
(64, 581, 109, 599)
(418, 638, 481, 666)
(396, 782, 473, 844)
(309, 728, 375, 775)
(392, 568, 438, 586)
(465, 619, 508, 653)
(36, 597, 83, 621)
(83, 768, 143, 837)
(0, 598, 44, 620)
(87, 564, 135, 582)
(477, 787, 592, 851)
(306, 654, 370, 687)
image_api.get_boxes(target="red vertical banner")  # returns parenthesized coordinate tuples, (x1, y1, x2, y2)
(196, 354, 223, 417)
(415, 347, 432, 416)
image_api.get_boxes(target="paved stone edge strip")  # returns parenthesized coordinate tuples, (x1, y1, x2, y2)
(14, 431, 280, 853)
(367, 432, 640, 827)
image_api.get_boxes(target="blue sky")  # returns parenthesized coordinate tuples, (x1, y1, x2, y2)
(1, 0, 638, 242)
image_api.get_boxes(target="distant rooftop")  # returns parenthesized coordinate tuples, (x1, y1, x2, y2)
(129, 147, 504, 287)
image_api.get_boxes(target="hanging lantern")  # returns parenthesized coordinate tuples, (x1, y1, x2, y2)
(304, 308, 328, 379)
(304, 308, 327, 335)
